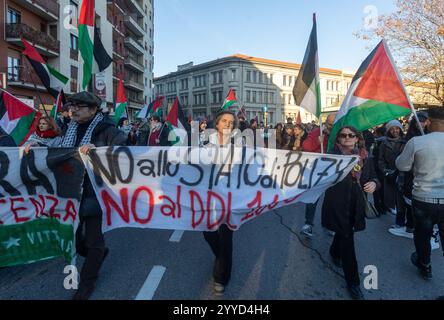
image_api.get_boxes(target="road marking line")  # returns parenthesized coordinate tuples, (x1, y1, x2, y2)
(169, 230, 184, 242)
(135, 266, 166, 300)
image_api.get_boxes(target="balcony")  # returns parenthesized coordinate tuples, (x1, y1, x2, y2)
(124, 37, 145, 55)
(124, 57, 144, 73)
(7, 65, 47, 92)
(12, 0, 59, 21)
(128, 97, 144, 106)
(6, 23, 59, 57)
(124, 78, 144, 92)
(124, 16, 144, 37)
(125, 0, 144, 17)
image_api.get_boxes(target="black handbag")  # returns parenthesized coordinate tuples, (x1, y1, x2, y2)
(360, 187, 380, 219)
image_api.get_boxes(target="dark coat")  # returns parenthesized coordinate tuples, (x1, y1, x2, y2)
(137, 124, 170, 146)
(78, 116, 127, 217)
(378, 137, 403, 173)
(322, 148, 380, 236)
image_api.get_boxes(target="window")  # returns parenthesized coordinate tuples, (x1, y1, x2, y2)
(7, 7, 21, 24)
(70, 65, 78, 93)
(288, 94, 291, 105)
(283, 75, 287, 86)
(70, 0, 78, 28)
(253, 71, 257, 83)
(246, 70, 251, 82)
(246, 90, 251, 102)
(181, 95, 188, 106)
(258, 73, 263, 84)
(258, 92, 263, 103)
(181, 78, 188, 90)
(7, 57, 20, 81)
(252, 91, 257, 103)
(231, 69, 236, 81)
(70, 34, 78, 51)
(270, 92, 274, 104)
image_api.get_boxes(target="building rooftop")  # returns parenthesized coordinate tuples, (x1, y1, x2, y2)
(155, 53, 354, 80)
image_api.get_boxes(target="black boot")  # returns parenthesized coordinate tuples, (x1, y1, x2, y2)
(347, 285, 365, 300)
(411, 252, 432, 280)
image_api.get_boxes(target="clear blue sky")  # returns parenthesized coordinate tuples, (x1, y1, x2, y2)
(154, 0, 396, 77)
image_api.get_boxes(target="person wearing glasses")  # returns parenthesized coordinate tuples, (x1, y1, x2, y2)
(60, 91, 127, 300)
(321, 126, 379, 300)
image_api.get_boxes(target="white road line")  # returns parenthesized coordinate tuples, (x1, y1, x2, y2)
(169, 230, 184, 242)
(135, 266, 166, 300)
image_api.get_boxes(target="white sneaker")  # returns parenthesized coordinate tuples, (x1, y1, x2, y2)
(431, 231, 440, 251)
(300, 224, 313, 237)
(388, 226, 414, 239)
(213, 282, 225, 295)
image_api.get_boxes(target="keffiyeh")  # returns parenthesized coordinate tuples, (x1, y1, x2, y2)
(61, 113, 103, 147)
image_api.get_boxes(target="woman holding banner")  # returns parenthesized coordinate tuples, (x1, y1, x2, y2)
(203, 110, 238, 295)
(24, 116, 62, 152)
(321, 126, 379, 300)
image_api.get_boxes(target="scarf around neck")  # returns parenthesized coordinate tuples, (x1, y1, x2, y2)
(61, 113, 103, 147)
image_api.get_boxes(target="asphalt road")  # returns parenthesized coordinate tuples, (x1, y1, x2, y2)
(0, 202, 443, 300)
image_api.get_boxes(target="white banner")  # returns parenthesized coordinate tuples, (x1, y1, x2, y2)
(82, 147, 358, 232)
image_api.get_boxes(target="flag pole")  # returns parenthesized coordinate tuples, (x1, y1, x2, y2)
(383, 40, 425, 136)
(20, 66, 50, 117)
(319, 116, 324, 153)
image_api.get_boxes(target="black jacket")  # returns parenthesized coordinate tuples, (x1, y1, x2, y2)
(322, 148, 380, 236)
(378, 137, 403, 173)
(77, 116, 127, 217)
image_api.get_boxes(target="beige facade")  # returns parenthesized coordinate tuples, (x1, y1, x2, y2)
(154, 54, 442, 125)
(154, 54, 355, 124)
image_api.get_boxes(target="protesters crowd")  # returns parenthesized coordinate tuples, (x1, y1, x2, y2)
(0, 91, 443, 301)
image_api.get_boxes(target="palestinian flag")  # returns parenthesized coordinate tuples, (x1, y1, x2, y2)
(22, 39, 68, 98)
(50, 90, 66, 119)
(165, 97, 190, 146)
(135, 104, 150, 119)
(93, 26, 112, 73)
(0, 91, 42, 146)
(328, 40, 413, 150)
(78, 0, 95, 90)
(293, 14, 321, 119)
(220, 89, 237, 112)
(237, 105, 247, 119)
(112, 79, 127, 124)
(152, 96, 165, 118)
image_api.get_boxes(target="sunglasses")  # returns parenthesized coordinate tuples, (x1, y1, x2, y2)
(339, 133, 357, 139)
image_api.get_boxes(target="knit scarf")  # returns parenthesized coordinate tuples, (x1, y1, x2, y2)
(35, 128, 58, 138)
(61, 113, 103, 147)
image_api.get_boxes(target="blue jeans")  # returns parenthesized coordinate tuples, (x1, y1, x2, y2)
(412, 199, 444, 265)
